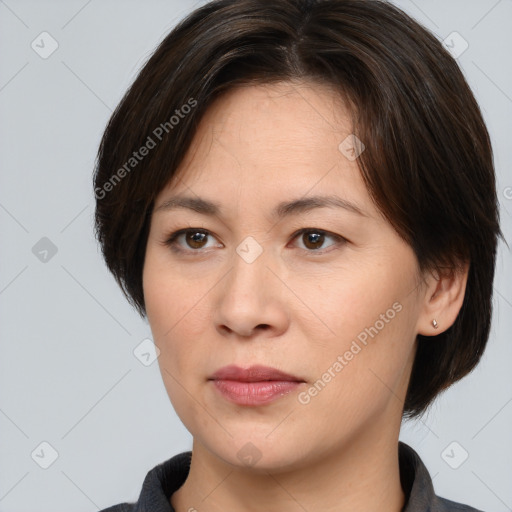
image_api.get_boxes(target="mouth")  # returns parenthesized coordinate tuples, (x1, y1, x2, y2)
(208, 365, 306, 406)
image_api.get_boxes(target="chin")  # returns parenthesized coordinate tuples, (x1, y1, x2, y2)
(196, 428, 316, 474)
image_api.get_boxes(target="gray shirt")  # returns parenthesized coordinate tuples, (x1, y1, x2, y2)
(100, 442, 483, 512)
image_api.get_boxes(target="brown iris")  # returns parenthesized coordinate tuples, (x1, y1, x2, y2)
(186, 231, 208, 249)
(302, 231, 324, 250)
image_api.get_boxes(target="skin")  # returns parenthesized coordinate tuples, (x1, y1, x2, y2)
(142, 81, 468, 512)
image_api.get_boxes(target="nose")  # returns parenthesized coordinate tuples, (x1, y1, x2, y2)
(213, 248, 289, 339)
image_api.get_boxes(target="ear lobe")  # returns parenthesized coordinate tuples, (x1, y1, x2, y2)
(417, 262, 469, 337)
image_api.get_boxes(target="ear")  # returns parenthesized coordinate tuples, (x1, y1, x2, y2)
(416, 262, 470, 337)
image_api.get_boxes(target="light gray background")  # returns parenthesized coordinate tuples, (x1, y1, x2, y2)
(0, 0, 511, 511)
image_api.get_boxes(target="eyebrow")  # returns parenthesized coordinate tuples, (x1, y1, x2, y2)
(154, 194, 367, 219)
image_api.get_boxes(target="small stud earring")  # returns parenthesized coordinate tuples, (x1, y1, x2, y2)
(432, 319, 439, 329)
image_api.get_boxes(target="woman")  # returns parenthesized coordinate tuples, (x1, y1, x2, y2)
(94, 0, 502, 510)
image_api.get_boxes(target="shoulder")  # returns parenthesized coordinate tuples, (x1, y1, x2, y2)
(99, 505, 133, 512)
(399, 442, 486, 512)
(436, 496, 484, 512)
(98, 451, 192, 512)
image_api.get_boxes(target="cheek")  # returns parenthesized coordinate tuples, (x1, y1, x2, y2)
(291, 252, 420, 400)
(143, 256, 212, 370)
(143, 264, 211, 424)
(144, 244, 197, 332)
(288, 254, 413, 347)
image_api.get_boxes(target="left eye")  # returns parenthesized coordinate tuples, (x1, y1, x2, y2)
(291, 228, 344, 252)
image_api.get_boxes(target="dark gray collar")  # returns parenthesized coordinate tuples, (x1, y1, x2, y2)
(102, 442, 483, 512)
(399, 442, 483, 512)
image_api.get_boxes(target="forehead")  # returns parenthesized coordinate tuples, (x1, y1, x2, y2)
(157, 81, 373, 214)
(205, 80, 351, 134)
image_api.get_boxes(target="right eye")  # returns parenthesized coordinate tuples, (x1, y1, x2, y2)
(163, 228, 223, 253)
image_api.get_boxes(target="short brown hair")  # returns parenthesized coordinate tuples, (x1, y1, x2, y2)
(94, 0, 502, 417)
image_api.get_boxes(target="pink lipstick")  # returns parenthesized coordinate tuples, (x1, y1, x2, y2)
(209, 365, 305, 406)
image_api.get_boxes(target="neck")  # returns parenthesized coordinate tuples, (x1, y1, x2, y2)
(171, 421, 405, 512)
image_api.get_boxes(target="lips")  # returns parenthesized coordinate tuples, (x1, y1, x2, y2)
(209, 364, 304, 383)
(209, 365, 305, 406)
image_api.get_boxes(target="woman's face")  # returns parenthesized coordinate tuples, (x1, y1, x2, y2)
(143, 81, 429, 471)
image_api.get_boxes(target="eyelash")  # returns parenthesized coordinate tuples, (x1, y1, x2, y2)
(162, 228, 347, 255)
